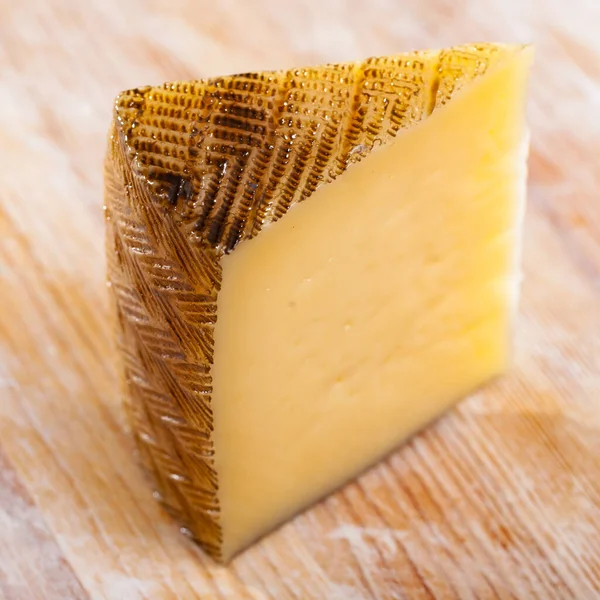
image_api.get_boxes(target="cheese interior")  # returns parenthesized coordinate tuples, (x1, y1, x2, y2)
(211, 49, 532, 559)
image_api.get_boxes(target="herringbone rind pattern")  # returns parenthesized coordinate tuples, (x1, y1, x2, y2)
(105, 128, 223, 558)
(105, 43, 518, 560)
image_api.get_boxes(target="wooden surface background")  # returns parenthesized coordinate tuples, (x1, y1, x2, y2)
(1, 0, 599, 598)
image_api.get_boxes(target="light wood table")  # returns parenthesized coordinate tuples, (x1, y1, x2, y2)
(1, 0, 599, 598)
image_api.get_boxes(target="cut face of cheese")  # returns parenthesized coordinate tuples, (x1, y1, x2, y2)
(212, 53, 531, 558)
(105, 44, 532, 562)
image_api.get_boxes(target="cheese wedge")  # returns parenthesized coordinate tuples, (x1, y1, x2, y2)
(105, 43, 532, 562)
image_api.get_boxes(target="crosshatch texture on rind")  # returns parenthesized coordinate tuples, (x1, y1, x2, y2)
(104, 43, 512, 560)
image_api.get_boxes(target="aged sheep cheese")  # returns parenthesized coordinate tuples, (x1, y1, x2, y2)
(105, 43, 532, 561)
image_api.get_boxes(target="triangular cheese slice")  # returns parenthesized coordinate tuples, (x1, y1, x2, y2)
(105, 43, 533, 561)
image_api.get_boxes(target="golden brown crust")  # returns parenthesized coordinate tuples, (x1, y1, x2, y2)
(105, 43, 513, 561)
(105, 128, 222, 558)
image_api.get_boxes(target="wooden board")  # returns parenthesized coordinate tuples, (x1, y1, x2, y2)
(0, 0, 599, 598)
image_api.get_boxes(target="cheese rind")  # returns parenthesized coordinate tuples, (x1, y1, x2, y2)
(105, 44, 532, 562)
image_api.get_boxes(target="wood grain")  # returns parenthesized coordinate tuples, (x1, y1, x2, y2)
(0, 448, 89, 600)
(0, 0, 599, 598)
